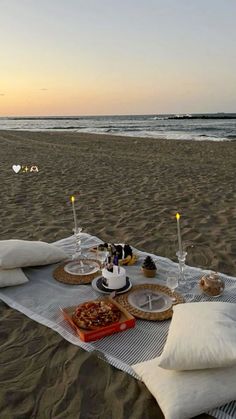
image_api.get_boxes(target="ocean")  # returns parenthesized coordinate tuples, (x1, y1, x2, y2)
(0, 113, 236, 141)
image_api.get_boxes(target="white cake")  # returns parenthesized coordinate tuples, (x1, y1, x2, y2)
(102, 266, 126, 290)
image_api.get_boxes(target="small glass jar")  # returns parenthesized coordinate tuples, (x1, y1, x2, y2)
(199, 271, 225, 297)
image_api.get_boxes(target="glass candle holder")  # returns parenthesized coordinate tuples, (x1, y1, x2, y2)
(176, 251, 188, 287)
(64, 227, 100, 275)
(72, 227, 83, 261)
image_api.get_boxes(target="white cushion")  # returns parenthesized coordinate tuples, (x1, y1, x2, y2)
(0, 240, 67, 269)
(133, 356, 236, 419)
(158, 301, 236, 370)
(0, 268, 29, 287)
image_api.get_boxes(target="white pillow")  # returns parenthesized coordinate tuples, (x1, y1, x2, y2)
(0, 268, 29, 287)
(0, 240, 68, 269)
(158, 301, 236, 370)
(133, 356, 236, 419)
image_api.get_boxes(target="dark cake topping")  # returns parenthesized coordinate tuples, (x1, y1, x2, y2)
(142, 256, 156, 270)
(97, 243, 132, 260)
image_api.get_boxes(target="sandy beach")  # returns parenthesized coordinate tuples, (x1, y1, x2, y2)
(1, 129, 234, 418)
(0, 129, 236, 276)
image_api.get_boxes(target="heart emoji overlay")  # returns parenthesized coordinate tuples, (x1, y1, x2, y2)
(12, 164, 21, 173)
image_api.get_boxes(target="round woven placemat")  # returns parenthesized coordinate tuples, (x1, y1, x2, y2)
(115, 283, 185, 321)
(53, 259, 101, 285)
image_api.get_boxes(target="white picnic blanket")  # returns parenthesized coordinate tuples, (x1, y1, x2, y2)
(0, 232, 236, 419)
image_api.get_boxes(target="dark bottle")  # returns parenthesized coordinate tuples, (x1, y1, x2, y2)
(107, 245, 113, 272)
(113, 252, 119, 266)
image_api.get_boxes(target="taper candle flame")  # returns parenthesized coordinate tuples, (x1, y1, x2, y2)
(176, 212, 183, 256)
(71, 195, 78, 232)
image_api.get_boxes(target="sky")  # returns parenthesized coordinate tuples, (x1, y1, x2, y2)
(0, 0, 236, 116)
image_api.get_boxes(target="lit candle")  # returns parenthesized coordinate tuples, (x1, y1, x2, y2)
(71, 195, 78, 232)
(176, 213, 183, 256)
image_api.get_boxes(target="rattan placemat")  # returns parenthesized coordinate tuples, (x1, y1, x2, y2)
(115, 283, 185, 321)
(53, 259, 101, 285)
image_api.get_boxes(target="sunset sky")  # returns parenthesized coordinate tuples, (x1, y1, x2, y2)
(1, 0, 236, 116)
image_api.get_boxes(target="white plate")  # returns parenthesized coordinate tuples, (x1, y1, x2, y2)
(64, 260, 100, 276)
(128, 289, 172, 313)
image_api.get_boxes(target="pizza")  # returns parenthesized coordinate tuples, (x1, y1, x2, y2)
(72, 300, 121, 330)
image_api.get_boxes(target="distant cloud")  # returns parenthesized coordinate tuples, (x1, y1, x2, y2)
(40, 88, 48, 91)
(0, 93, 5, 96)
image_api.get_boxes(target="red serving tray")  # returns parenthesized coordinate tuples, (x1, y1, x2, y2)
(61, 298, 136, 342)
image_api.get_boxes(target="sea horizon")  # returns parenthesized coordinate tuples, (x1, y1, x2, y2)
(1, 111, 236, 119)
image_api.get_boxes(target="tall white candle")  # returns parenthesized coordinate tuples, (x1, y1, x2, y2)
(71, 196, 78, 232)
(176, 213, 183, 256)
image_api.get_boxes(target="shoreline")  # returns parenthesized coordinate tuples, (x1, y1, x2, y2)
(0, 127, 234, 142)
(0, 129, 236, 276)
